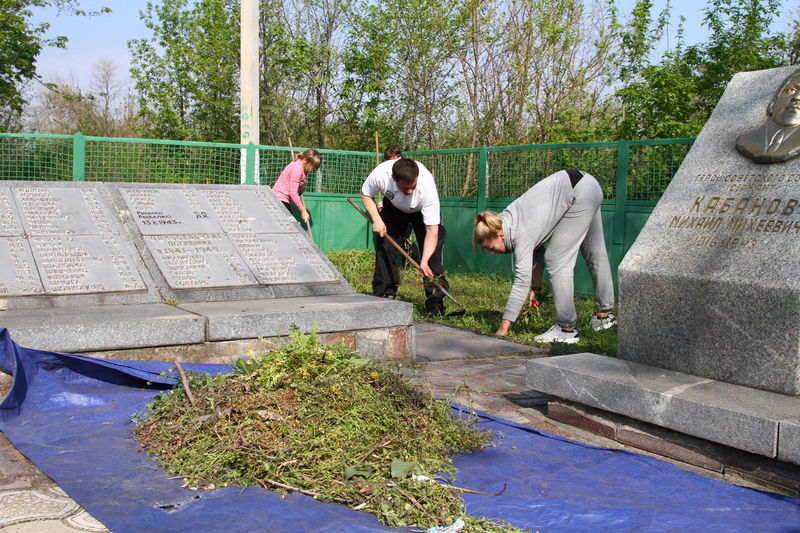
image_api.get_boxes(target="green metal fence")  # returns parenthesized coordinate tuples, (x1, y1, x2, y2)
(0, 132, 693, 296)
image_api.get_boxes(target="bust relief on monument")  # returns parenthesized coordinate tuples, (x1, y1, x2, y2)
(735, 68, 800, 164)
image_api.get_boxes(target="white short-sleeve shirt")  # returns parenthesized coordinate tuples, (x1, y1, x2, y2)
(361, 159, 441, 226)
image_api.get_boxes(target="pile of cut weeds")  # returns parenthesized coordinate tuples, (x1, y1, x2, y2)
(134, 327, 527, 532)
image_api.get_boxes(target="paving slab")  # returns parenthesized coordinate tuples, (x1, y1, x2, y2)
(0, 304, 206, 353)
(526, 352, 800, 460)
(413, 322, 541, 361)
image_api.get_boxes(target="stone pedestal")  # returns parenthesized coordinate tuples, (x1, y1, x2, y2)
(618, 66, 800, 396)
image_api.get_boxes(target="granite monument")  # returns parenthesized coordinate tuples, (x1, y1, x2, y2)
(618, 66, 800, 396)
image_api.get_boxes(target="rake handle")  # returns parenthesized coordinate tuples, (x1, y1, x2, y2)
(347, 198, 445, 291)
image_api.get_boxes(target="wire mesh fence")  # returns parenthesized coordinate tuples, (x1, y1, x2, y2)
(0, 133, 693, 201)
(83, 138, 243, 184)
(487, 145, 619, 199)
(627, 142, 692, 201)
(0, 134, 73, 181)
(407, 150, 481, 198)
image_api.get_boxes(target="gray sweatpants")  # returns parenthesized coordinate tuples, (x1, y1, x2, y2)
(544, 176, 615, 327)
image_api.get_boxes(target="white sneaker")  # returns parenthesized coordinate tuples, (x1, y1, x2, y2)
(534, 324, 580, 344)
(591, 312, 617, 331)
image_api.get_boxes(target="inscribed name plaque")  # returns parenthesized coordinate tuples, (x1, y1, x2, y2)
(29, 235, 145, 294)
(0, 237, 42, 296)
(144, 234, 258, 289)
(118, 185, 338, 291)
(0, 184, 147, 298)
(230, 233, 338, 284)
(618, 66, 800, 395)
(14, 187, 115, 235)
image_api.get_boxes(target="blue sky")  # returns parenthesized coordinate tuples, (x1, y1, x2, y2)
(30, 0, 791, 89)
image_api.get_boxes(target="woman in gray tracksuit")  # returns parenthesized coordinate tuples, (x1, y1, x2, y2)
(472, 170, 616, 343)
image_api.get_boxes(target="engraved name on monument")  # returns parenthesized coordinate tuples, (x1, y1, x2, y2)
(120, 186, 337, 290)
(0, 188, 42, 296)
(664, 173, 799, 250)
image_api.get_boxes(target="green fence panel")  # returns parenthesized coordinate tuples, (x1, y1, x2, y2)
(0, 133, 73, 181)
(440, 199, 479, 272)
(301, 193, 373, 252)
(82, 136, 244, 184)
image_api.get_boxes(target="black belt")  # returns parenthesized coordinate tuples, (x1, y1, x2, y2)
(566, 169, 584, 188)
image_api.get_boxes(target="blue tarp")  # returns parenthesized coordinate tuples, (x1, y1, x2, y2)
(1, 327, 798, 533)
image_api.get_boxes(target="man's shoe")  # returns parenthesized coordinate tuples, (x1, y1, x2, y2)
(591, 312, 617, 331)
(426, 303, 445, 316)
(534, 324, 580, 344)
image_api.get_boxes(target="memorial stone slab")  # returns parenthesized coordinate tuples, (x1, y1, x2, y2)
(0, 182, 160, 310)
(779, 419, 800, 464)
(108, 183, 348, 302)
(0, 189, 24, 236)
(0, 238, 42, 297)
(618, 66, 800, 395)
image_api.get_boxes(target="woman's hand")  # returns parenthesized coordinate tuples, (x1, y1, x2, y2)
(495, 319, 511, 336)
(528, 289, 539, 308)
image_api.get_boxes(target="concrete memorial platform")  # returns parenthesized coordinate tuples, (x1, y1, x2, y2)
(527, 66, 800, 466)
(0, 181, 413, 358)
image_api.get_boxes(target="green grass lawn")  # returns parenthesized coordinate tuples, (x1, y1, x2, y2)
(328, 249, 618, 356)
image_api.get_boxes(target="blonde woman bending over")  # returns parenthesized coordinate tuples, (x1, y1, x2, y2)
(473, 170, 616, 343)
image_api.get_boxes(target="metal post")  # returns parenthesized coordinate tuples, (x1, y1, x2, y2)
(240, 0, 259, 184)
(474, 146, 489, 270)
(245, 142, 257, 185)
(612, 142, 630, 270)
(72, 132, 85, 181)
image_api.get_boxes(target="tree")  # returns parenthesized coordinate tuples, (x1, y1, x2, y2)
(27, 60, 140, 136)
(615, 0, 790, 140)
(0, 0, 108, 130)
(129, 0, 239, 142)
(452, 0, 619, 145)
(343, 0, 465, 148)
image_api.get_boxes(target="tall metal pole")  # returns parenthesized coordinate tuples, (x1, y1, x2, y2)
(240, 0, 259, 184)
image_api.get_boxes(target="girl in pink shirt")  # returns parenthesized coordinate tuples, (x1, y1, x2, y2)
(272, 149, 321, 224)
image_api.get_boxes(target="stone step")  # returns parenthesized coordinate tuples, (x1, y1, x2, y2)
(0, 295, 413, 356)
(177, 294, 412, 341)
(0, 304, 205, 353)
(526, 353, 800, 465)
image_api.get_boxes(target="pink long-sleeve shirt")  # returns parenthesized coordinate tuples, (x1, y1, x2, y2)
(272, 159, 307, 207)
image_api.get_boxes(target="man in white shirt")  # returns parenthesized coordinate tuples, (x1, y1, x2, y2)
(361, 157, 450, 315)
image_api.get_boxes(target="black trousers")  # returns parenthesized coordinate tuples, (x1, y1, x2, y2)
(372, 201, 449, 311)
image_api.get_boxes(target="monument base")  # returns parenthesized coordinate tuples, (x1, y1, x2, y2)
(80, 323, 415, 363)
(0, 294, 415, 360)
(525, 353, 800, 466)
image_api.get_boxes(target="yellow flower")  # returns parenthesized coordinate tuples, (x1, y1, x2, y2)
(370, 371, 378, 379)
(331, 385, 340, 394)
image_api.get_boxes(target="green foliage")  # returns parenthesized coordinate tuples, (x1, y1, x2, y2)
(0, 0, 108, 130)
(615, 0, 791, 140)
(328, 249, 618, 356)
(135, 329, 525, 531)
(129, 0, 239, 142)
